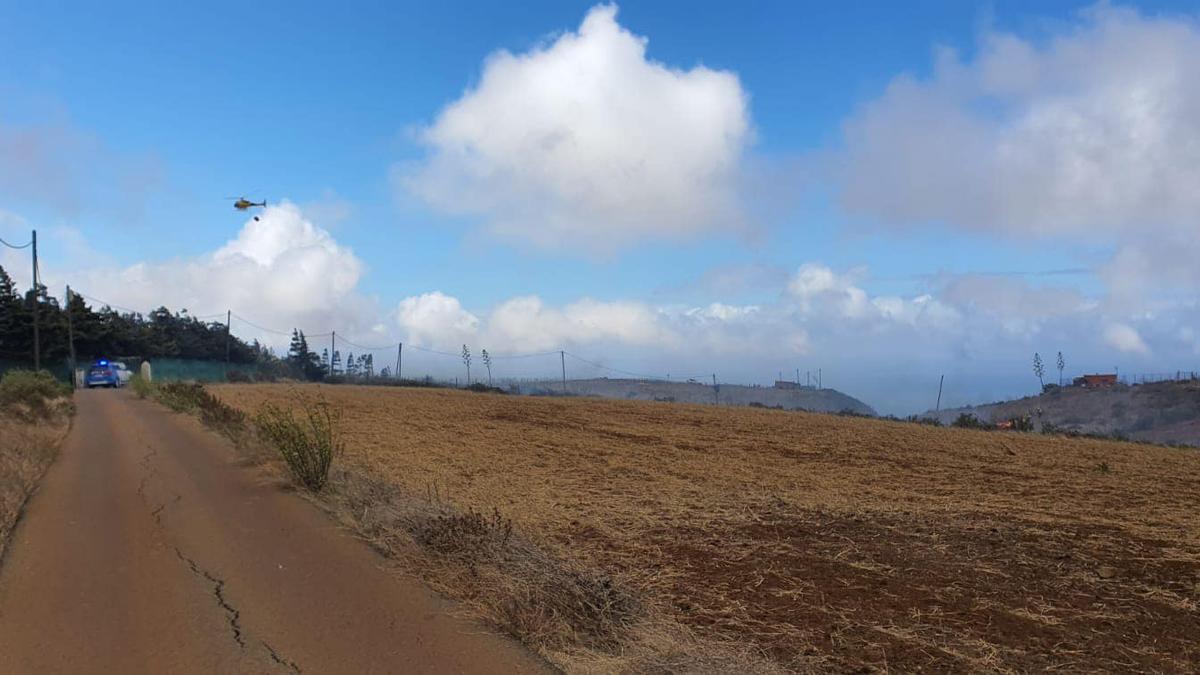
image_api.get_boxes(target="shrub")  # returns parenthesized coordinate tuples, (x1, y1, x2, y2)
(416, 506, 513, 559)
(836, 408, 872, 418)
(130, 373, 154, 399)
(155, 382, 247, 432)
(1007, 414, 1035, 432)
(225, 369, 253, 383)
(0, 370, 71, 420)
(255, 396, 342, 492)
(156, 382, 206, 412)
(951, 413, 990, 430)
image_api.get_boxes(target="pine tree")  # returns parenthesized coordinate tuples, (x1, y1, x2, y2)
(1033, 352, 1045, 389)
(287, 329, 307, 371)
(346, 352, 357, 377)
(1056, 351, 1065, 386)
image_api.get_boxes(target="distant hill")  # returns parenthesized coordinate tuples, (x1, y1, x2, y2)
(928, 379, 1200, 447)
(515, 377, 876, 416)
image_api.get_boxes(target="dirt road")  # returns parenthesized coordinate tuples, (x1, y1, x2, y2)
(0, 390, 547, 674)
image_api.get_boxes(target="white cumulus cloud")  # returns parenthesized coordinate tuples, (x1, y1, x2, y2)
(66, 202, 377, 346)
(837, 5, 1200, 294)
(1104, 322, 1151, 355)
(395, 292, 481, 348)
(400, 3, 752, 252)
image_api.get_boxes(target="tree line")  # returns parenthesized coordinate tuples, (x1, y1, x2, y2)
(0, 264, 268, 367)
(3, 264, 401, 383)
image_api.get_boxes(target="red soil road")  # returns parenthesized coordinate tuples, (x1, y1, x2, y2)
(0, 390, 548, 674)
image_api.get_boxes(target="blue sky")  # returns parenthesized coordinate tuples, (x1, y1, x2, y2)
(2, 1, 1199, 413)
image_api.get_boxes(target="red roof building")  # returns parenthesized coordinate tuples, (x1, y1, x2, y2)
(1073, 373, 1118, 388)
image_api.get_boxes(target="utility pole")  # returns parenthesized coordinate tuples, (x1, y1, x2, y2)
(396, 343, 402, 380)
(936, 374, 944, 412)
(795, 368, 800, 385)
(560, 350, 567, 394)
(31, 229, 39, 371)
(65, 285, 77, 389)
(711, 374, 719, 405)
(818, 368, 822, 389)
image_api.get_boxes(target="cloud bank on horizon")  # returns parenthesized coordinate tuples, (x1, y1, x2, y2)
(3, 2, 1199, 414)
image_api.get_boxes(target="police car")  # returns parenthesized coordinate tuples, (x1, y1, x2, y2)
(84, 360, 123, 388)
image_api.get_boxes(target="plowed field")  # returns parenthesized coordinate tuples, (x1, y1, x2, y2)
(211, 384, 1200, 672)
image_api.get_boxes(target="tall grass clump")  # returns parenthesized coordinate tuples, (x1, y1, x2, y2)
(130, 373, 154, 399)
(155, 382, 247, 435)
(255, 395, 342, 491)
(0, 369, 71, 421)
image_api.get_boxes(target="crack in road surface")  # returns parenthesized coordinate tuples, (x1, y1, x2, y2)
(150, 494, 181, 525)
(265, 641, 302, 673)
(174, 548, 246, 648)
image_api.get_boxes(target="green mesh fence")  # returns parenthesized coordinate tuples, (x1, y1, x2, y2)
(0, 358, 74, 384)
(139, 358, 261, 383)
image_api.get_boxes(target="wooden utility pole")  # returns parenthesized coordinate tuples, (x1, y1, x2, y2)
(560, 350, 567, 393)
(65, 285, 77, 389)
(712, 373, 719, 405)
(936, 374, 944, 411)
(396, 343, 402, 380)
(31, 229, 39, 371)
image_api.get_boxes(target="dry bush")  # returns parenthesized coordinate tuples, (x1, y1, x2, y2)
(156, 382, 247, 432)
(332, 475, 643, 658)
(255, 396, 341, 492)
(0, 370, 72, 421)
(1, 397, 71, 562)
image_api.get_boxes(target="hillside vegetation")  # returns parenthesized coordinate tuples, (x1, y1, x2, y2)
(518, 377, 875, 415)
(932, 379, 1200, 446)
(211, 383, 1200, 673)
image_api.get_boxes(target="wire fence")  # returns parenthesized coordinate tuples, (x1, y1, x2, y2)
(1120, 371, 1199, 385)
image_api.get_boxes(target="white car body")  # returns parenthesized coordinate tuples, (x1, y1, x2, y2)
(111, 362, 132, 387)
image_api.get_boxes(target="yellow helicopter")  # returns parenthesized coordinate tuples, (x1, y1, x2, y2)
(230, 197, 267, 211)
(228, 196, 267, 220)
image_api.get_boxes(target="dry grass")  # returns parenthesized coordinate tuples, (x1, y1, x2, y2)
(210, 384, 1200, 673)
(0, 410, 71, 564)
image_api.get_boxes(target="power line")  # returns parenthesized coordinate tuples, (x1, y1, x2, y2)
(74, 291, 147, 316)
(563, 351, 669, 381)
(0, 236, 32, 249)
(405, 344, 461, 358)
(489, 349, 560, 360)
(229, 312, 297, 336)
(336, 336, 398, 351)
(60, 289, 719, 387)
